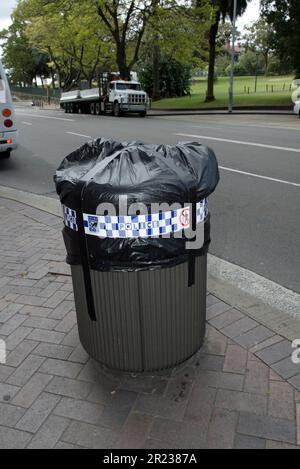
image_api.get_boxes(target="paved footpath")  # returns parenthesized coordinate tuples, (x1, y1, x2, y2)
(0, 197, 299, 449)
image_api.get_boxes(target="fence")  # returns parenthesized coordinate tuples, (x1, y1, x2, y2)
(10, 85, 61, 98)
(243, 83, 293, 95)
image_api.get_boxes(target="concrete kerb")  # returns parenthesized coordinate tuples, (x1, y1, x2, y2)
(149, 110, 293, 117)
(0, 186, 61, 217)
(0, 184, 299, 343)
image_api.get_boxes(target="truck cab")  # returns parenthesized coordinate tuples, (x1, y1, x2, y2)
(0, 61, 18, 159)
(108, 81, 149, 117)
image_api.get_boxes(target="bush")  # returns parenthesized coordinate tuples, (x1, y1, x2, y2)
(139, 57, 192, 99)
(225, 63, 247, 76)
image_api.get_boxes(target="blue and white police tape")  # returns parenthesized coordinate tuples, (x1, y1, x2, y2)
(63, 200, 208, 239)
(63, 205, 78, 232)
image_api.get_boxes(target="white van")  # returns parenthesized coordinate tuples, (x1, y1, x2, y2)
(0, 60, 17, 158)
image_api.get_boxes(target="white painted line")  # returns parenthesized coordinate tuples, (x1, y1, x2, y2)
(21, 121, 32, 126)
(175, 133, 300, 154)
(66, 132, 92, 139)
(190, 122, 300, 132)
(219, 166, 300, 188)
(16, 112, 74, 122)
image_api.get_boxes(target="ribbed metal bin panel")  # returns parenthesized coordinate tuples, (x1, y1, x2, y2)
(139, 256, 207, 371)
(71, 266, 143, 371)
(71, 255, 207, 372)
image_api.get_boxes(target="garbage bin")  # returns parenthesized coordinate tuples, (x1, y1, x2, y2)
(55, 138, 219, 372)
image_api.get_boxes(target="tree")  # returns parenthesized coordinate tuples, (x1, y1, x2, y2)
(0, 18, 50, 86)
(261, 0, 300, 77)
(13, 0, 113, 90)
(243, 19, 275, 75)
(237, 50, 264, 75)
(140, 1, 212, 99)
(139, 57, 192, 98)
(204, 0, 248, 102)
(95, 0, 162, 80)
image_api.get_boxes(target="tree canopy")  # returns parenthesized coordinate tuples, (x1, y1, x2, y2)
(261, 0, 300, 77)
(1, 0, 213, 91)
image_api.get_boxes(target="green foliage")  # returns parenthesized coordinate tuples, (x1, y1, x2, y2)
(12, 0, 113, 90)
(262, 0, 300, 77)
(214, 54, 231, 76)
(2, 0, 212, 91)
(0, 18, 50, 85)
(145, 1, 212, 67)
(238, 51, 264, 76)
(267, 56, 294, 76)
(139, 58, 192, 99)
(243, 19, 276, 74)
(225, 62, 246, 76)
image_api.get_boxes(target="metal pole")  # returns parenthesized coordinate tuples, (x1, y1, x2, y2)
(254, 52, 259, 93)
(228, 0, 238, 113)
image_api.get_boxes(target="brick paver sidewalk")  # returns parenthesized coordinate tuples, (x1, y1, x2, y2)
(0, 197, 299, 449)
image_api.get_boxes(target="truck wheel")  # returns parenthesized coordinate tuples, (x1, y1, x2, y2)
(1, 150, 11, 159)
(140, 111, 147, 118)
(90, 103, 95, 115)
(95, 103, 101, 116)
(113, 102, 121, 117)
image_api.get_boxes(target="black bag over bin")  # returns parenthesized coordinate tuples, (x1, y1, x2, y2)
(55, 137, 219, 372)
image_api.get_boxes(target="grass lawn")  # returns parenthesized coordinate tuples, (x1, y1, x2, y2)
(152, 75, 295, 109)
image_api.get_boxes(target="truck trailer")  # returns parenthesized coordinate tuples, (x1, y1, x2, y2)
(60, 74, 149, 118)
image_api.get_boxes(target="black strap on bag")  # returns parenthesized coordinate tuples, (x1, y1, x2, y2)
(77, 151, 125, 322)
(77, 187, 97, 322)
(188, 186, 197, 288)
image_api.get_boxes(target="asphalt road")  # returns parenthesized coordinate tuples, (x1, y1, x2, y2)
(1, 105, 299, 293)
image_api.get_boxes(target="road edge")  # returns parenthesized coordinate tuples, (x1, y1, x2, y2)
(1, 185, 299, 340)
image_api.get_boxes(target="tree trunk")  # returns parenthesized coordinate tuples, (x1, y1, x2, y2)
(152, 43, 161, 101)
(205, 10, 221, 103)
(264, 52, 269, 75)
(50, 69, 55, 90)
(117, 44, 131, 80)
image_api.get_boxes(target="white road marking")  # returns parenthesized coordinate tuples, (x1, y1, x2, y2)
(219, 166, 300, 188)
(66, 131, 92, 138)
(189, 121, 300, 132)
(21, 121, 32, 126)
(175, 133, 300, 154)
(16, 112, 74, 122)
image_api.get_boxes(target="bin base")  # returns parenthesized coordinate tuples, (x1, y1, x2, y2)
(71, 255, 207, 373)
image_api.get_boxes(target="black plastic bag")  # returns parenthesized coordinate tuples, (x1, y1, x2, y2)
(55, 138, 219, 272)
